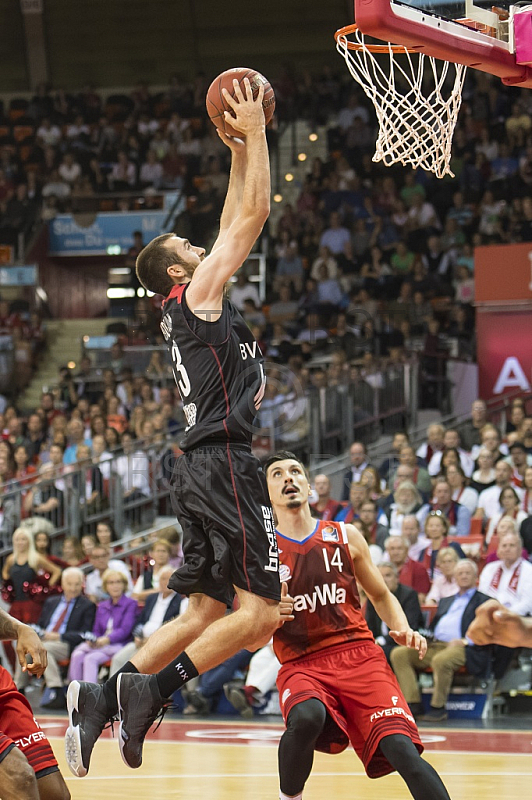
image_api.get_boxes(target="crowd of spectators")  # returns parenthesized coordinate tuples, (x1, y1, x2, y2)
(1, 393, 532, 718)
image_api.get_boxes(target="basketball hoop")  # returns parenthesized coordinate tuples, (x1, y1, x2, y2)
(335, 24, 467, 179)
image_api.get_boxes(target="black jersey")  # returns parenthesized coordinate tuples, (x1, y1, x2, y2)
(161, 283, 266, 451)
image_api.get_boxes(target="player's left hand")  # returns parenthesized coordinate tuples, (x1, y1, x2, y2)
(16, 624, 48, 677)
(389, 629, 427, 659)
(278, 581, 294, 626)
(216, 129, 245, 153)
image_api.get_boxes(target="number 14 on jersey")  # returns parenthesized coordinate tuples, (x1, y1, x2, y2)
(322, 547, 344, 573)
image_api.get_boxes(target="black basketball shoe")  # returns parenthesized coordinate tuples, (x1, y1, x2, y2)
(65, 681, 113, 777)
(117, 673, 167, 769)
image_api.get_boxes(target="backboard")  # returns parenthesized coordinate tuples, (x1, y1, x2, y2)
(353, 0, 532, 87)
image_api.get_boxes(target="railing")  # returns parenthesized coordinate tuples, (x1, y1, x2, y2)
(0, 360, 415, 561)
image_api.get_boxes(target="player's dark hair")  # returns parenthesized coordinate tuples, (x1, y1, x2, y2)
(263, 450, 308, 477)
(135, 232, 184, 296)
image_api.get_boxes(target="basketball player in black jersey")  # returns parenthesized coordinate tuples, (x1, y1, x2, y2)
(65, 78, 291, 777)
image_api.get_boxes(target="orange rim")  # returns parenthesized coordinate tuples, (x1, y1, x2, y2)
(335, 23, 417, 53)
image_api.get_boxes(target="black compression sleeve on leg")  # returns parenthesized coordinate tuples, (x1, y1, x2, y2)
(155, 652, 199, 698)
(278, 699, 327, 797)
(379, 734, 451, 800)
(103, 661, 139, 715)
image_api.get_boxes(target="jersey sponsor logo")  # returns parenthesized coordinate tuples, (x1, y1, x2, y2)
(282, 688, 291, 705)
(279, 564, 291, 582)
(392, 695, 398, 706)
(14, 731, 46, 749)
(293, 582, 347, 613)
(322, 526, 339, 542)
(239, 341, 258, 360)
(370, 706, 414, 724)
(183, 402, 197, 430)
(161, 313, 172, 340)
(262, 506, 279, 573)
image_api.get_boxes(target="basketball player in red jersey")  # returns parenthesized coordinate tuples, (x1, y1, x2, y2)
(264, 452, 452, 800)
(0, 608, 70, 800)
(65, 78, 287, 777)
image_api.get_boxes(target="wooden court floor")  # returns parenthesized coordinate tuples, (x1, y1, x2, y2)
(41, 716, 532, 800)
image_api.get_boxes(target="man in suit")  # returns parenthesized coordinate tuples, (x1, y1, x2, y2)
(15, 567, 95, 709)
(366, 563, 425, 663)
(109, 565, 181, 676)
(390, 560, 490, 722)
(341, 441, 370, 501)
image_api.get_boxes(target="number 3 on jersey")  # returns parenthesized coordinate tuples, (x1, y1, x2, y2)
(171, 340, 191, 397)
(322, 547, 344, 573)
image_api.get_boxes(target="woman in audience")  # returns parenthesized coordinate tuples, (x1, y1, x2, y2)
(485, 486, 528, 544)
(33, 526, 67, 568)
(521, 465, 532, 514)
(470, 447, 496, 493)
(131, 538, 172, 602)
(13, 444, 37, 486)
(484, 516, 529, 563)
(360, 465, 386, 504)
(444, 463, 479, 515)
(68, 569, 137, 683)
(104, 425, 122, 453)
(418, 511, 465, 580)
(425, 547, 460, 605)
(80, 533, 97, 560)
(95, 520, 118, 550)
(1, 526, 62, 623)
(62, 535, 85, 566)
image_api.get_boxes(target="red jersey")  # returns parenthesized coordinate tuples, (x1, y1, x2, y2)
(274, 520, 373, 665)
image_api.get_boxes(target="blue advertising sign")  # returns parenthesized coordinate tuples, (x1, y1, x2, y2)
(48, 212, 167, 255)
(0, 265, 38, 286)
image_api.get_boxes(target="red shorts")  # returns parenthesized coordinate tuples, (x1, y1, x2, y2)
(0, 666, 58, 777)
(277, 640, 423, 779)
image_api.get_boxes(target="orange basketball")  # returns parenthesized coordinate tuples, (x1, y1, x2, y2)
(206, 67, 276, 138)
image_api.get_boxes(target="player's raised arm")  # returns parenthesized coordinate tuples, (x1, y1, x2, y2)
(210, 131, 247, 254)
(345, 524, 427, 658)
(186, 78, 270, 312)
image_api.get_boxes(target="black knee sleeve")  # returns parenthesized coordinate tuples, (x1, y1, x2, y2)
(279, 699, 327, 797)
(379, 734, 451, 800)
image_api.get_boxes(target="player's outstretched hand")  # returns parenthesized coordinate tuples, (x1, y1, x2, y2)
(216, 128, 246, 154)
(389, 629, 427, 659)
(279, 581, 294, 627)
(467, 599, 526, 647)
(16, 623, 48, 677)
(222, 77, 265, 136)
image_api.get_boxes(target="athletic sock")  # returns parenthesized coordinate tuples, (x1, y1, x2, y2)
(103, 660, 139, 715)
(279, 793, 303, 800)
(155, 652, 199, 699)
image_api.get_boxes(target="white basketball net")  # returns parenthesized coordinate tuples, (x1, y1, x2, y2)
(336, 29, 467, 179)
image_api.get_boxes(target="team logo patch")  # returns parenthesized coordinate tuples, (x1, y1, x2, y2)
(279, 564, 291, 582)
(282, 689, 291, 705)
(322, 526, 339, 543)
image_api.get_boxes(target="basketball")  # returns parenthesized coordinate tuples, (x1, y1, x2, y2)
(206, 67, 276, 138)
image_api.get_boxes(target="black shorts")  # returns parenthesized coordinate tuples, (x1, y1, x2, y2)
(168, 444, 281, 606)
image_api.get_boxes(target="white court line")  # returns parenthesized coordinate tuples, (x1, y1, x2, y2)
(48, 735, 532, 756)
(62, 769, 532, 782)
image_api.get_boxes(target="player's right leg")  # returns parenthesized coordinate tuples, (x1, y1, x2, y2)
(0, 745, 40, 800)
(65, 592, 224, 777)
(278, 699, 327, 800)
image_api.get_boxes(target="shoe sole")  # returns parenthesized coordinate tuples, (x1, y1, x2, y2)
(117, 673, 141, 769)
(65, 681, 87, 778)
